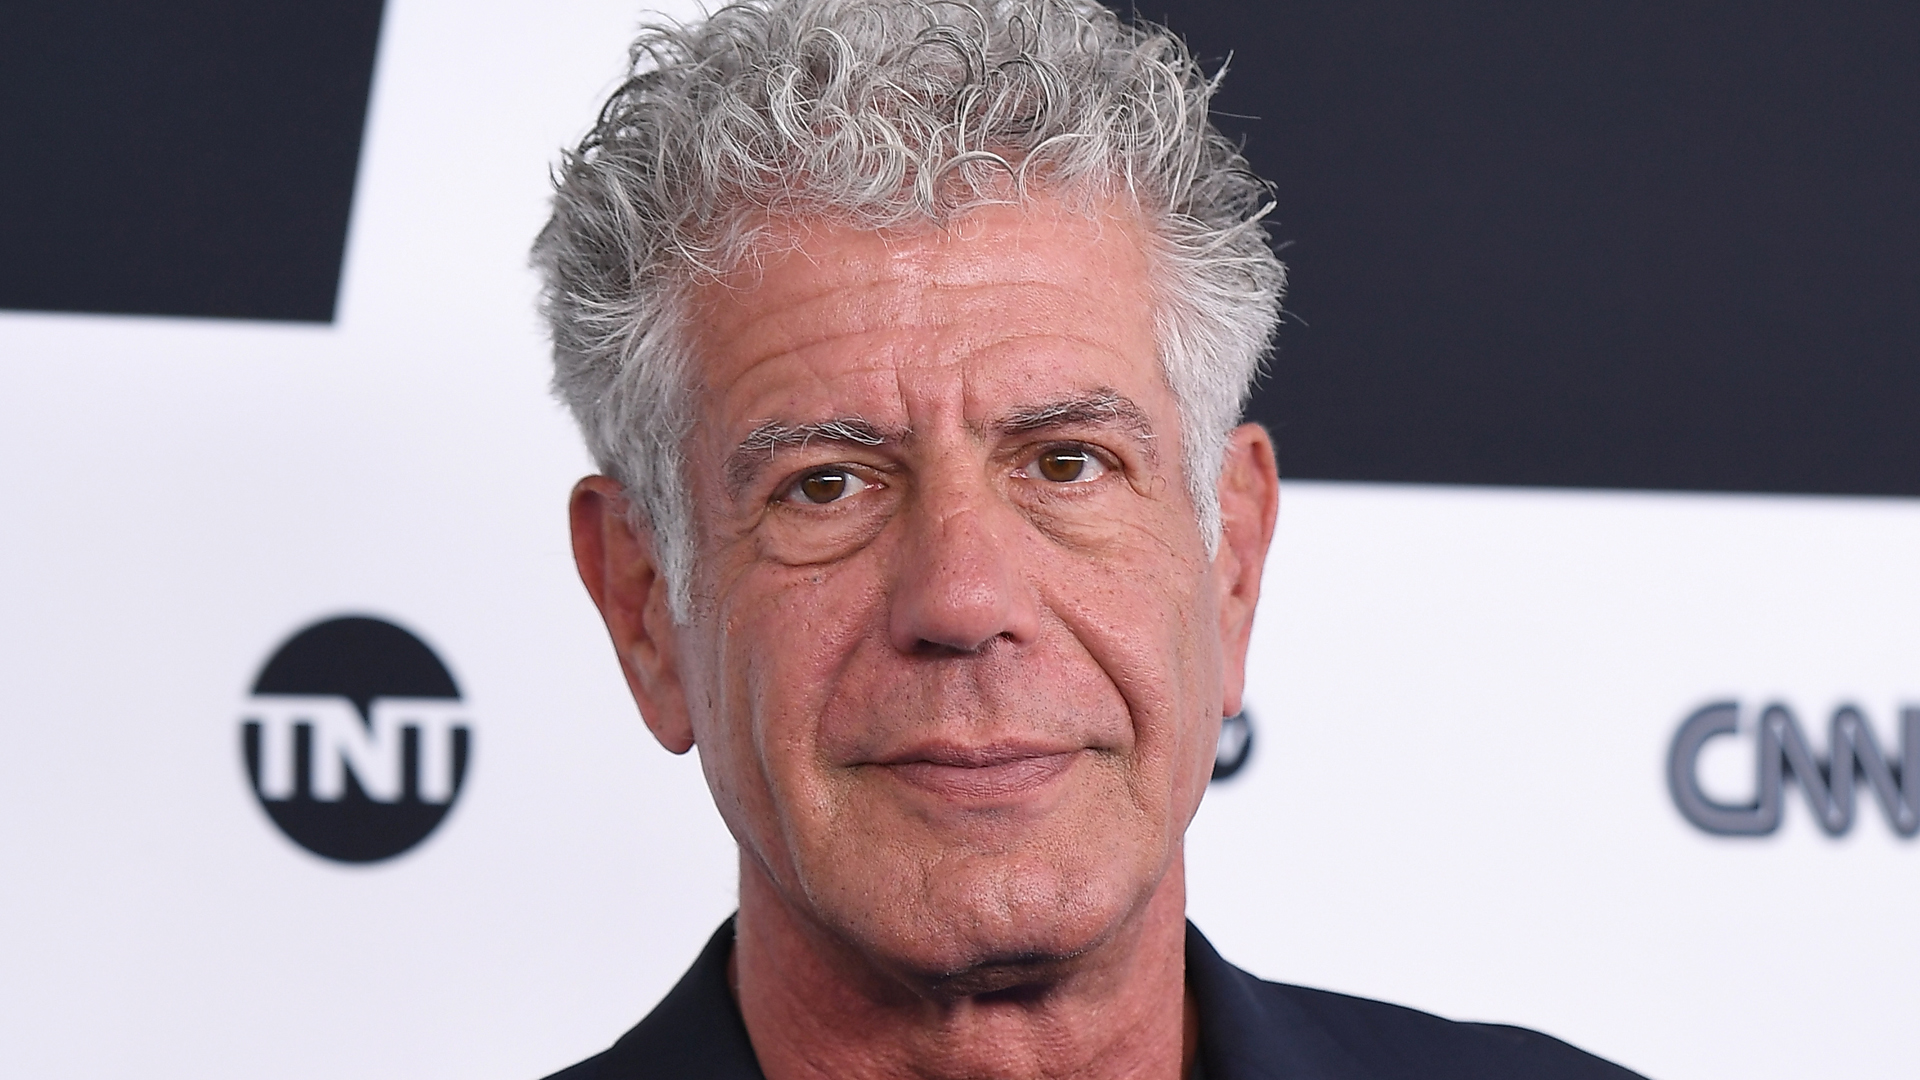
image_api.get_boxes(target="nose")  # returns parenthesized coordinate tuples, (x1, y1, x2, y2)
(887, 484, 1040, 655)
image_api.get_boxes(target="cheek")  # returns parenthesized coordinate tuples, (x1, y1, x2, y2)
(683, 573, 885, 874)
(1054, 531, 1217, 716)
(1058, 549, 1225, 834)
(714, 560, 890, 767)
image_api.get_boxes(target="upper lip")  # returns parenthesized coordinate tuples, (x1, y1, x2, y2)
(871, 741, 1081, 768)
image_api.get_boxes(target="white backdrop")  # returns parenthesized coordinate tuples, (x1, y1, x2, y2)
(1, 2, 1914, 1077)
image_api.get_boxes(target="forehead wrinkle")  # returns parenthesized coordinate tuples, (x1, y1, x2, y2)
(698, 276, 900, 377)
(704, 270, 1137, 378)
(709, 310, 1140, 440)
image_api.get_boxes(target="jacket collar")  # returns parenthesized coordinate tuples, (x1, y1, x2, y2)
(1186, 920, 1373, 1079)
(609, 917, 1363, 1080)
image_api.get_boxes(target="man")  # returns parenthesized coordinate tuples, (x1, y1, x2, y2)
(534, 1, 1641, 1077)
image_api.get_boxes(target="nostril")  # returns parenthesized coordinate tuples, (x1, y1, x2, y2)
(903, 627, 1022, 659)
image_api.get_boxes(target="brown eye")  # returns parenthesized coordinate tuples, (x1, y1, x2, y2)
(801, 473, 846, 502)
(787, 468, 869, 505)
(1037, 449, 1087, 482)
(1027, 447, 1106, 484)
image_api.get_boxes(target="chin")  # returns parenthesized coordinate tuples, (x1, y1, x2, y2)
(810, 845, 1164, 995)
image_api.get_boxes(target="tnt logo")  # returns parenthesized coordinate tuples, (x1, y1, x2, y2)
(241, 616, 472, 863)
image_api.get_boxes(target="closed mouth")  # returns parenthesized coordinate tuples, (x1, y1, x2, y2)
(872, 744, 1083, 801)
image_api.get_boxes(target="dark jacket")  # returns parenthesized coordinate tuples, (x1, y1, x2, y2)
(545, 918, 1643, 1080)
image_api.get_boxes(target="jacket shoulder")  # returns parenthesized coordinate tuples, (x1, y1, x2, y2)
(541, 1054, 605, 1080)
(1257, 980, 1644, 1080)
(537, 920, 763, 1080)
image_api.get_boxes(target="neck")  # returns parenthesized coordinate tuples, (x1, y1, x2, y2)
(731, 853, 1197, 1080)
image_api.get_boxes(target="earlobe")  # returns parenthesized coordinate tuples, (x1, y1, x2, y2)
(570, 476, 697, 754)
(1213, 424, 1280, 717)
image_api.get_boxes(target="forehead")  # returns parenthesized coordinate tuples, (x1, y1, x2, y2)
(686, 198, 1163, 434)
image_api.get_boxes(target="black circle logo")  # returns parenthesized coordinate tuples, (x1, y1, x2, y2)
(241, 616, 472, 863)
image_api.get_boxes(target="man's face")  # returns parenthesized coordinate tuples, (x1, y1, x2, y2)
(637, 198, 1262, 983)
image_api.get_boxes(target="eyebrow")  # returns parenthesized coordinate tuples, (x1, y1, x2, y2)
(721, 389, 1157, 498)
(991, 389, 1157, 454)
(724, 417, 901, 496)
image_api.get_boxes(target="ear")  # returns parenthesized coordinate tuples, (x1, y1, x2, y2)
(569, 476, 696, 754)
(1213, 424, 1280, 718)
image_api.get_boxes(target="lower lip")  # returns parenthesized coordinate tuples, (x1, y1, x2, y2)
(882, 753, 1080, 801)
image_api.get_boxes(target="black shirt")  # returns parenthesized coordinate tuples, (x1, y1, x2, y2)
(545, 919, 1643, 1079)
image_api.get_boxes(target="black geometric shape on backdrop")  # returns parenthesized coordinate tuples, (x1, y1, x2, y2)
(1147, 0, 1920, 498)
(0, 0, 387, 322)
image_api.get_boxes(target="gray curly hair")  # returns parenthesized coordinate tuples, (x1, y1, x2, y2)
(534, 0, 1284, 621)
